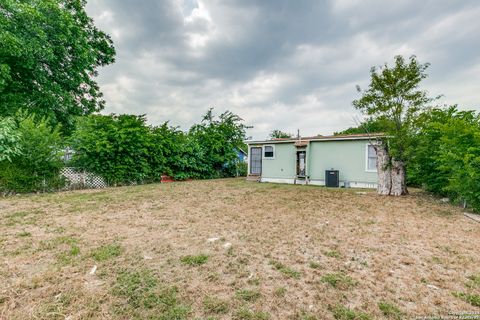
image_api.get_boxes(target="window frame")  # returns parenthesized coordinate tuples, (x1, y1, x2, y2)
(365, 143, 378, 172)
(263, 145, 275, 159)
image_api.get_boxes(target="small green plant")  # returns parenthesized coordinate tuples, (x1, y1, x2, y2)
(233, 307, 270, 320)
(57, 244, 81, 265)
(452, 292, 480, 307)
(378, 301, 403, 319)
(203, 296, 229, 314)
(91, 243, 122, 261)
(180, 254, 209, 266)
(274, 287, 287, 297)
(16, 231, 32, 237)
(236, 289, 261, 302)
(321, 273, 357, 290)
(466, 274, 480, 289)
(330, 304, 372, 320)
(309, 261, 321, 269)
(269, 260, 301, 279)
(324, 250, 342, 258)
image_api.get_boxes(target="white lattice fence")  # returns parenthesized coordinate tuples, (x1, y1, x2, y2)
(61, 167, 107, 190)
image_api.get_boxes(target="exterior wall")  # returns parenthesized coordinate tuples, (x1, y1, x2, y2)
(308, 140, 377, 187)
(247, 139, 378, 188)
(261, 143, 297, 179)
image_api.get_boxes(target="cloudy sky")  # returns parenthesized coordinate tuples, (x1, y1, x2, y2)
(86, 0, 480, 140)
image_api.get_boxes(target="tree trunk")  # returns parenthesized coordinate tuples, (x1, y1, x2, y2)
(390, 159, 408, 195)
(374, 143, 408, 196)
(375, 144, 392, 195)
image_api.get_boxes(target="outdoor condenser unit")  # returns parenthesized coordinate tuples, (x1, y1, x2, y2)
(325, 170, 339, 188)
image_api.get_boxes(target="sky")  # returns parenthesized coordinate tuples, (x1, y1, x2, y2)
(86, 0, 480, 140)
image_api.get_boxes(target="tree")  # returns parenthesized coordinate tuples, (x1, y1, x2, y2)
(70, 114, 154, 185)
(334, 118, 387, 135)
(353, 55, 437, 196)
(269, 130, 293, 139)
(0, 0, 115, 131)
(189, 109, 249, 178)
(409, 106, 480, 211)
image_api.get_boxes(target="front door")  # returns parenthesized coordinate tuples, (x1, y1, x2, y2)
(297, 151, 306, 177)
(250, 147, 262, 175)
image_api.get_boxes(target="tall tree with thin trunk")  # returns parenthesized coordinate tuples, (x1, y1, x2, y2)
(353, 55, 437, 196)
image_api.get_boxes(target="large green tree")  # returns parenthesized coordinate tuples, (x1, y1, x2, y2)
(269, 130, 293, 139)
(0, 0, 115, 131)
(353, 55, 437, 195)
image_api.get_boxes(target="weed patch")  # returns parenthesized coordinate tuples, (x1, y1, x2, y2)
(180, 254, 209, 266)
(321, 273, 357, 290)
(330, 304, 372, 320)
(236, 289, 261, 302)
(452, 292, 480, 307)
(112, 269, 190, 319)
(203, 296, 229, 314)
(91, 243, 122, 261)
(378, 301, 403, 319)
(269, 260, 301, 279)
(233, 307, 270, 320)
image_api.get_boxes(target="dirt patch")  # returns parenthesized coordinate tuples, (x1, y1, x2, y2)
(0, 179, 479, 319)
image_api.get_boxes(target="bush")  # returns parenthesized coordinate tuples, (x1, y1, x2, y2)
(409, 106, 480, 211)
(0, 115, 65, 193)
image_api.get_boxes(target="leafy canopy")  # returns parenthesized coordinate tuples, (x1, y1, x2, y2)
(269, 130, 293, 139)
(353, 55, 437, 161)
(0, 0, 115, 131)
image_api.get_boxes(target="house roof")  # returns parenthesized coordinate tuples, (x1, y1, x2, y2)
(246, 132, 384, 145)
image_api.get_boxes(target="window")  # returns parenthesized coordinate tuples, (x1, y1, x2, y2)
(264, 145, 274, 158)
(366, 144, 377, 172)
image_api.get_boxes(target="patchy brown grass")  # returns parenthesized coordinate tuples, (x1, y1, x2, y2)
(0, 178, 479, 319)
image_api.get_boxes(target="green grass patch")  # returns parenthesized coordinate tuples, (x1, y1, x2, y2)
(274, 287, 287, 297)
(324, 250, 342, 258)
(309, 261, 321, 269)
(203, 296, 229, 314)
(452, 292, 480, 307)
(91, 243, 122, 261)
(180, 254, 209, 266)
(236, 289, 261, 302)
(112, 269, 190, 319)
(466, 274, 480, 289)
(16, 231, 32, 237)
(233, 307, 270, 320)
(269, 260, 301, 279)
(330, 304, 372, 320)
(378, 301, 403, 319)
(321, 273, 357, 290)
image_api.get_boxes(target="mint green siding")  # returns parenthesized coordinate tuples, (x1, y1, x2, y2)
(251, 139, 378, 187)
(261, 143, 296, 178)
(308, 140, 377, 184)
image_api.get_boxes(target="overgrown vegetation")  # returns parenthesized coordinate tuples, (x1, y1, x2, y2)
(0, 114, 65, 194)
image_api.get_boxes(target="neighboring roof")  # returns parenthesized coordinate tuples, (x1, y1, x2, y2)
(246, 133, 384, 145)
(237, 147, 247, 155)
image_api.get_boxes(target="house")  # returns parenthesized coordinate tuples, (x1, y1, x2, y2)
(237, 148, 248, 163)
(245, 133, 382, 188)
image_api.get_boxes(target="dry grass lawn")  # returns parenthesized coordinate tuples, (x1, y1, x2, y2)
(1, 178, 479, 319)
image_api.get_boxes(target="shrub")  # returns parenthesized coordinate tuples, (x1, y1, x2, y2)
(0, 114, 65, 193)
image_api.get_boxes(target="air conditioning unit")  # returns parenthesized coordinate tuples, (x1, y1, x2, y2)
(325, 170, 339, 188)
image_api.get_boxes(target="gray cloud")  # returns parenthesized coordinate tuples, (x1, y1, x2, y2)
(86, 0, 480, 139)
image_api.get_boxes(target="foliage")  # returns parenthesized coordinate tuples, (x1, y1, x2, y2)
(353, 55, 437, 162)
(70, 109, 248, 184)
(189, 109, 249, 179)
(0, 117, 21, 161)
(70, 114, 156, 185)
(0, 0, 115, 132)
(408, 106, 480, 211)
(334, 118, 387, 135)
(0, 114, 65, 193)
(269, 129, 293, 139)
